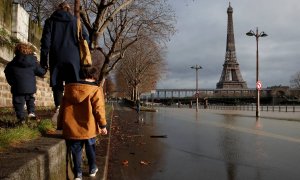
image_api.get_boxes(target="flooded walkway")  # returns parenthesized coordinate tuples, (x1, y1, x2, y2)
(109, 105, 300, 180)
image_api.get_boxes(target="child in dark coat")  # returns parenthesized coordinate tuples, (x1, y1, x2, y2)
(4, 43, 46, 124)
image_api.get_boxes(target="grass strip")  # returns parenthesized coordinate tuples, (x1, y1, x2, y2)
(0, 119, 54, 150)
(0, 104, 112, 151)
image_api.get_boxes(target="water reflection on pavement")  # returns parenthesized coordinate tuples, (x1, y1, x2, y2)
(117, 107, 300, 180)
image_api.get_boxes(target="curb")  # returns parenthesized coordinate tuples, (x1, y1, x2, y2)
(100, 103, 114, 180)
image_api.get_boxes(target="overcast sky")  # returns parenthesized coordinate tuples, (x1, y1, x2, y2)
(157, 0, 300, 89)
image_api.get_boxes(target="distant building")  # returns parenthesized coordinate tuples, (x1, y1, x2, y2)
(216, 3, 247, 89)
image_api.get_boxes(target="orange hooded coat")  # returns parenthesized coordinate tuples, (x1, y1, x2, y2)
(58, 83, 107, 140)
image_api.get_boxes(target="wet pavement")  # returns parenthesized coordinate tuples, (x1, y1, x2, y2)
(108, 104, 300, 180)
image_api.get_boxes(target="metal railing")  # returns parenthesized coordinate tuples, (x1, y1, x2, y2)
(153, 103, 300, 112)
(205, 105, 300, 112)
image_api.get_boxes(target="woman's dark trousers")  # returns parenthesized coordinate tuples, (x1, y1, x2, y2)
(52, 83, 64, 108)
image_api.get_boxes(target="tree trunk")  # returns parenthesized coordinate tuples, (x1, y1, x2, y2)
(74, 0, 80, 18)
(131, 87, 135, 101)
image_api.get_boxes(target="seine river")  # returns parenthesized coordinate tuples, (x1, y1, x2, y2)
(122, 107, 300, 180)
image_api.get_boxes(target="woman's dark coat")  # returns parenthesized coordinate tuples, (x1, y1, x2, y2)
(40, 10, 89, 86)
(4, 53, 46, 94)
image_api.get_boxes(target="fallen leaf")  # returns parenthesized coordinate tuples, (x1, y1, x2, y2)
(140, 160, 150, 165)
(139, 142, 146, 145)
(122, 160, 129, 166)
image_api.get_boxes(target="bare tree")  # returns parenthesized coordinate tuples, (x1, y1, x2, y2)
(78, 0, 175, 83)
(17, 0, 65, 25)
(115, 38, 165, 100)
(290, 71, 300, 88)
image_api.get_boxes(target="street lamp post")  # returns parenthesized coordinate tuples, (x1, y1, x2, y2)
(246, 27, 268, 117)
(191, 65, 202, 112)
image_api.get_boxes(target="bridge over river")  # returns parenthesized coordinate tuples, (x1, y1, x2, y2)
(141, 87, 300, 105)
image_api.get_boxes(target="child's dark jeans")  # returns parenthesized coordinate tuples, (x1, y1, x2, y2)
(12, 93, 35, 120)
(66, 138, 97, 177)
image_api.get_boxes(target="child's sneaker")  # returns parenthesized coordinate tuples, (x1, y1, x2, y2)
(74, 172, 82, 180)
(55, 106, 60, 113)
(17, 117, 26, 125)
(28, 113, 36, 118)
(28, 113, 39, 121)
(89, 167, 98, 177)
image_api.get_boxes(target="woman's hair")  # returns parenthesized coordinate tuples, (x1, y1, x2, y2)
(80, 57, 102, 81)
(14, 43, 34, 55)
(58, 1, 71, 12)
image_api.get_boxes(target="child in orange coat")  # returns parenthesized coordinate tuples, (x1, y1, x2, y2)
(58, 57, 107, 180)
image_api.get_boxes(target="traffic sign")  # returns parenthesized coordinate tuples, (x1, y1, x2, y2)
(256, 81, 262, 90)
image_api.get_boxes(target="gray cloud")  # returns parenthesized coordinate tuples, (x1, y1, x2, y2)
(158, 0, 300, 89)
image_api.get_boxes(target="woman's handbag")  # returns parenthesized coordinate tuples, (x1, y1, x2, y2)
(77, 19, 92, 67)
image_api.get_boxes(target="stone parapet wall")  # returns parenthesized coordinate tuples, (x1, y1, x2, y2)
(0, 46, 14, 62)
(35, 74, 54, 107)
(12, 3, 29, 42)
(0, 62, 12, 106)
(28, 20, 43, 51)
(0, 0, 13, 31)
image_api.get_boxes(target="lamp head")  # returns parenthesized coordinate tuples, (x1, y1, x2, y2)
(260, 31, 268, 37)
(246, 30, 255, 36)
(191, 65, 203, 69)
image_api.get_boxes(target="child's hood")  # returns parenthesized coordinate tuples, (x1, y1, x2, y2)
(13, 54, 36, 68)
(64, 83, 100, 104)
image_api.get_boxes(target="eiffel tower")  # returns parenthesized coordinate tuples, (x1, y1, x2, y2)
(216, 3, 247, 89)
